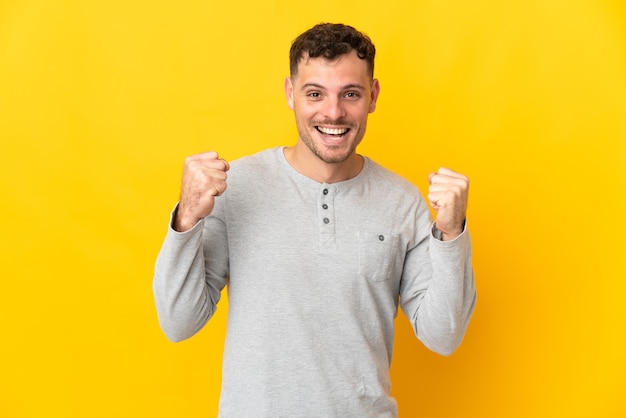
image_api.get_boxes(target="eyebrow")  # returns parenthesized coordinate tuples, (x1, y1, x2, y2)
(300, 83, 367, 91)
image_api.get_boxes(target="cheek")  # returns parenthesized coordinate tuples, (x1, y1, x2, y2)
(293, 105, 316, 123)
(351, 107, 372, 122)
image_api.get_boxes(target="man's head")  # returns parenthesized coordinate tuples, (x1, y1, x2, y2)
(289, 23, 376, 79)
(284, 23, 380, 172)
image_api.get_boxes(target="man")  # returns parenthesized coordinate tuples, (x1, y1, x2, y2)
(154, 23, 476, 417)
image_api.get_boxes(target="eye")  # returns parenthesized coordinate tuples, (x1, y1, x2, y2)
(307, 91, 321, 98)
(344, 91, 360, 99)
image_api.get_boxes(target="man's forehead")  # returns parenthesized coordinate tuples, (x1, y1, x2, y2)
(293, 51, 370, 82)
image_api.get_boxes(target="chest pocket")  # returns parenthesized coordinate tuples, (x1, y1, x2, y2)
(357, 232, 403, 282)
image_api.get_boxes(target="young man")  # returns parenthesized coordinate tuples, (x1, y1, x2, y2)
(154, 23, 476, 417)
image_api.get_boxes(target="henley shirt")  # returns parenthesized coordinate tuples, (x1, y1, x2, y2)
(153, 147, 476, 417)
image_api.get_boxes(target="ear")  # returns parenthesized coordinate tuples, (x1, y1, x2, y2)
(368, 79, 380, 113)
(284, 77, 294, 110)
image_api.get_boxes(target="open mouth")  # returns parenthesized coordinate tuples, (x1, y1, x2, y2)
(316, 126, 350, 137)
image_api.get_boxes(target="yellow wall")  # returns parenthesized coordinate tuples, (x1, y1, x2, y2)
(1, 1, 625, 416)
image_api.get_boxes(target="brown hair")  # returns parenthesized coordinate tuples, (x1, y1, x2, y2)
(289, 23, 376, 78)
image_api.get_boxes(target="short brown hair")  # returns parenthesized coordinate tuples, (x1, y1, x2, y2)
(289, 23, 376, 78)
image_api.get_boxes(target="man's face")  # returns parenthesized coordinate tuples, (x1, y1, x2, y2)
(285, 50, 380, 165)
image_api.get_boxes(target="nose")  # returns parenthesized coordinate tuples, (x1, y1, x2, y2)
(322, 97, 346, 121)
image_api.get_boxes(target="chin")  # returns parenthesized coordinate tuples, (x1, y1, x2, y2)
(316, 147, 355, 164)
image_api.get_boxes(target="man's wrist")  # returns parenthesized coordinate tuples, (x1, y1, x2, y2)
(441, 230, 463, 241)
(172, 205, 201, 232)
(432, 220, 466, 241)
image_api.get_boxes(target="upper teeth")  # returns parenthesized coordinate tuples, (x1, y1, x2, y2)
(318, 127, 348, 135)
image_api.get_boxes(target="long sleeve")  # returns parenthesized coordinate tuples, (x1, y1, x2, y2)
(152, 206, 229, 342)
(399, 222, 476, 356)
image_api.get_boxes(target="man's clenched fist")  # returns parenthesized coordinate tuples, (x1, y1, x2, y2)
(427, 167, 469, 241)
(174, 151, 230, 232)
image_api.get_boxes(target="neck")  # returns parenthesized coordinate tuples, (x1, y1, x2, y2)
(283, 145, 364, 184)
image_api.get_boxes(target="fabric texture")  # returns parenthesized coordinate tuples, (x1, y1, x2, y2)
(153, 147, 476, 417)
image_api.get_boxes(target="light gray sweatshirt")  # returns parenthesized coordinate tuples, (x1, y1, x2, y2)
(153, 147, 476, 417)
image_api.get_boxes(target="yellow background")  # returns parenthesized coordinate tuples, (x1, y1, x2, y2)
(1, 0, 625, 416)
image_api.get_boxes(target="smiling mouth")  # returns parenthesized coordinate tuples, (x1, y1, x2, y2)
(316, 126, 350, 137)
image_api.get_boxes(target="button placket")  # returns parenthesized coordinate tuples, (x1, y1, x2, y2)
(318, 184, 336, 249)
(319, 186, 334, 228)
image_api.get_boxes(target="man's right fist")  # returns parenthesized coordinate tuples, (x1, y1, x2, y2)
(174, 151, 230, 232)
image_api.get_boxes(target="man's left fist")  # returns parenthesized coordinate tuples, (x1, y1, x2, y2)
(427, 167, 469, 241)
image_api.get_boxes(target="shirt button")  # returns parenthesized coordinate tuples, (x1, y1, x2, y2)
(378, 235, 385, 241)
(323, 218, 330, 224)
(323, 188, 329, 195)
(322, 204, 328, 210)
